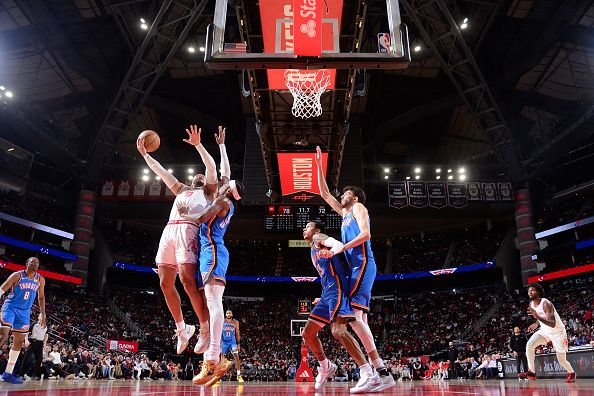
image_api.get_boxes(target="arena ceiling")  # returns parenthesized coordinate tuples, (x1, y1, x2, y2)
(0, 0, 593, 194)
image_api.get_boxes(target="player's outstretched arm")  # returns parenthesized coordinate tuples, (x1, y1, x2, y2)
(216, 126, 231, 195)
(37, 276, 47, 327)
(527, 301, 556, 328)
(179, 195, 231, 223)
(137, 137, 185, 195)
(183, 125, 218, 194)
(315, 146, 342, 215)
(342, 203, 371, 251)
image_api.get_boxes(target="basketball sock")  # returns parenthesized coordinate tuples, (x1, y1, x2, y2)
(320, 358, 330, 370)
(359, 363, 373, 377)
(175, 321, 186, 331)
(5, 349, 19, 374)
(200, 321, 209, 331)
(205, 284, 225, 362)
(237, 369, 241, 376)
(372, 358, 385, 369)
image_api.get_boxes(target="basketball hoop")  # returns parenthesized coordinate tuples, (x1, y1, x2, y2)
(284, 69, 331, 119)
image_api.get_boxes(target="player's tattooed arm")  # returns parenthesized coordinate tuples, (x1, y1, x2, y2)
(180, 195, 231, 223)
(313, 233, 344, 257)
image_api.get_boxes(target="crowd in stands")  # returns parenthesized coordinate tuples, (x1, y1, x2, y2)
(100, 220, 508, 276)
(0, 190, 71, 231)
(0, 274, 590, 383)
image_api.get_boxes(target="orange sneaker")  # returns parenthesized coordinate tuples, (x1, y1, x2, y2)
(518, 371, 536, 380)
(205, 359, 233, 387)
(565, 372, 576, 383)
(193, 360, 216, 385)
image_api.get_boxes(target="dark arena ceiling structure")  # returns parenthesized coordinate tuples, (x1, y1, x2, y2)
(0, 0, 593, 199)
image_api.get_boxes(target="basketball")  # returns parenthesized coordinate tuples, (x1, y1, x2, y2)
(138, 130, 160, 152)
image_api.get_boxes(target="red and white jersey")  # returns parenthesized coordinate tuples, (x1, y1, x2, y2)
(531, 298, 565, 334)
(168, 188, 208, 223)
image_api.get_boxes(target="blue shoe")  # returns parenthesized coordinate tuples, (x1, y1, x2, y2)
(2, 372, 24, 384)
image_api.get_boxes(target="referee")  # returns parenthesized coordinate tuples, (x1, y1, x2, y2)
(18, 313, 48, 379)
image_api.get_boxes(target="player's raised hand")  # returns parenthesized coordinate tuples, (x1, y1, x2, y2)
(215, 126, 226, 145)
(136, 136, 147, 156)
(527, 306, 538, 319)
(183, 125, 202, 146)
(527, 322, 538, 333)
(314, 146, 322, 165)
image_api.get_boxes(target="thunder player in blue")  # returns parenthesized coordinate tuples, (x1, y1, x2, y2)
(0, 257, 46, 384)
(315, 146, 395, 393)
(179, 127, 244, 387)
(302, 221, 369, 392)
(221, 309, 243, 382)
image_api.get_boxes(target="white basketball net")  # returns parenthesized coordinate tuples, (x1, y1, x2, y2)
(284, 69, 331, 119)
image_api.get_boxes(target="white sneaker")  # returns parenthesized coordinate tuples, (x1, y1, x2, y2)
(23, 374, 31, 381)
(314, 361, 337, 390)
(350, 371, 381, 394)
(175, 324, 196, 354)
(194, 327, 210, 354)
(371, 373, 396, 392)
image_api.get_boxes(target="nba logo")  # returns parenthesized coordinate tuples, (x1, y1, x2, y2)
(377, 33, 390, 53)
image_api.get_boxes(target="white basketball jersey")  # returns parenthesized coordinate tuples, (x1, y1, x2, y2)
(531, 298, 565, 333)
(168, 189, 208, 221)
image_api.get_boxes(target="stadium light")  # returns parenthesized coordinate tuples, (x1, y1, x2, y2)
(167, 168, 173, 173)
(7, 148, 14, 152)
(155, 176, 161, 181)
(447, 168, 452, 173)
(436, 176, 441, 180)
(458, 167, 465, 174)
(187, 168, 194, 174)
(0, 86, 5, 90)
(384, 168, 390, 173)
(187, 46, 196, 53)
(459, 174, 466, 181)
(460, 18, 469, 30)
(5, 91, 13, 98)
(187, 175, 193, 180)
(414, 167, 421, 174)
(405, 176, 410, 180)
(448, 175, 453, 180)
(436, 168, 441, 173)
(415, 175, 420, 180)
(141, 175, 149, 182)
(143, 168, 149, 174)
(199, 46, 205, 52)
(414, 45, 421, 52)
(140, 18, 148, 30)
(384, 175, 389, 180)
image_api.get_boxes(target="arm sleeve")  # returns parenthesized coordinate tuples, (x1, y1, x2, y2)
(321, 237, 344, 255)
(195, 144, 217, 184)
(219, 144, 230, 178)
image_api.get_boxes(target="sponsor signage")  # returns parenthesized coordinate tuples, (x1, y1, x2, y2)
(277, 152, 328, 196)
(289, 240, 311, 247)
(0, 259, 82, 285)
(107, 339, 139, 353)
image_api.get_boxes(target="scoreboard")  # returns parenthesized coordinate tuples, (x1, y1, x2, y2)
(265, 205, 342, 233)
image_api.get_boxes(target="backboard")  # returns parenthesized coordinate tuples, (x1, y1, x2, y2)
(291, 319, 308, 337)
(204, 0, 410, 72)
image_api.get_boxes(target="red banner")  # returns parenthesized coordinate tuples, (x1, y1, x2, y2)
(277, 152, 328, 196)
(528, 263, 594, 284)
(107, 339, 139, 353)
(259, 0, 343, 89)
(293, 0, 322, 56)
(0, 259, 82, 285)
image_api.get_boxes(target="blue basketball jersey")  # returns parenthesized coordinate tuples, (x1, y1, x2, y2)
(310, 243, 349, 291)
(199, 201, 234, 254)
(222, 320, 237, 342)
(341, 209, 375, 266)
(4, 271, 39, 311)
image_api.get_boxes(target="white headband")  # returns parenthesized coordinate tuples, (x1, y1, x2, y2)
(229, 180, 242, 200)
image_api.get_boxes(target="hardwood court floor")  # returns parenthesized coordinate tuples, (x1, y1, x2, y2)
(0, 378, 593, 395)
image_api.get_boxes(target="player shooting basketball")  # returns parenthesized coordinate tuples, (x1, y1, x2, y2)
(137, 125, 217, 356)
(314, 146, 395, 393)
(175, 127, 244, 387)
